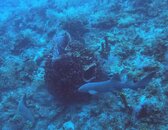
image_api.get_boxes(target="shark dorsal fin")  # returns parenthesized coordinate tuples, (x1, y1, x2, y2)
(111, 71, 128, 83)
(111, 73, 121, 81)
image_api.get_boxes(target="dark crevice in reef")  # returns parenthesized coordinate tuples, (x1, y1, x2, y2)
(11, 36, 33, 55)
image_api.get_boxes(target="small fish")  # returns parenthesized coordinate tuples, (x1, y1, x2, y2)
(78, 72, 156, 95)
(17, 94, 34, 123)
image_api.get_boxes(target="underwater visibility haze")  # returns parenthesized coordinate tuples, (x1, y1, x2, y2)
(0, 0, 168, 129)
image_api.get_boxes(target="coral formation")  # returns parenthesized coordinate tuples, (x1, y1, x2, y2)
(62, 19, 89, 41)
(45, 55, 89, 103)
(45, 38, 106, 103)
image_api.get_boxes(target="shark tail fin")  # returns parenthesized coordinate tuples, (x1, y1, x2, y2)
(132, 71, 156, 90)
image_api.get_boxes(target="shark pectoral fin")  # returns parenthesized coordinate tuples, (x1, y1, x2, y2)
(88, 90, 98, 95)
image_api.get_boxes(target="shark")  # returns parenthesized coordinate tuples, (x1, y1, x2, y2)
(78, 72, 156, 95)
(2, 94, 35, 130)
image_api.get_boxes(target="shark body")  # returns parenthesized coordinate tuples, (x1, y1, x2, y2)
(78, 72, 156, 95)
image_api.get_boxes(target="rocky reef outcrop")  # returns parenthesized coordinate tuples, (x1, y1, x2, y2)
(45, 33, 106, 104)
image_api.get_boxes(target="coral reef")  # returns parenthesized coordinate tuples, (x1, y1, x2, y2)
(45, 38, 106, 103)
(45, 55, 89, 103)
(62, 19, 89, 41)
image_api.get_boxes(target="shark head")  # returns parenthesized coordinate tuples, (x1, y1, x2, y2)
(78, 83, 99, 95)
(78, 84, 89, 93)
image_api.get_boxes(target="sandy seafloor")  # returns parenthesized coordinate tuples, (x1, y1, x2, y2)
(0, 0, 168, 130)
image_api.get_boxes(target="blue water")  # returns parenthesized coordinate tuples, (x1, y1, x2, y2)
(0, 0, 168, 130)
